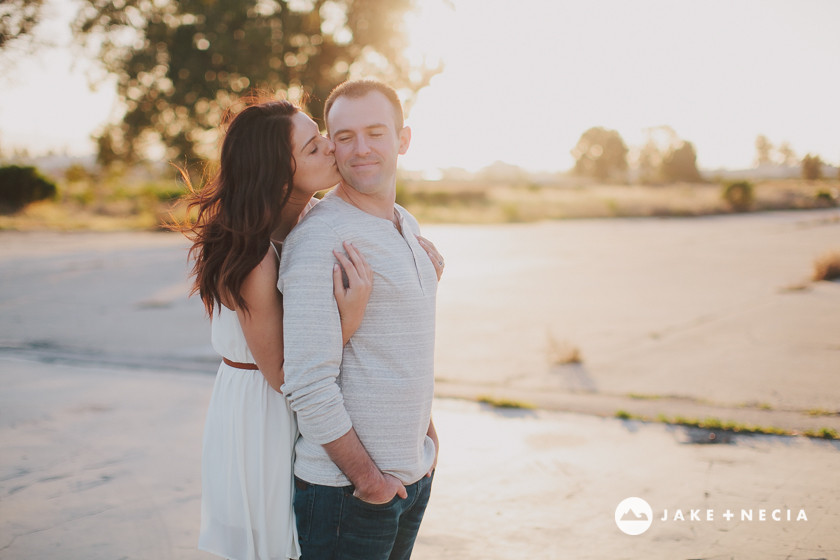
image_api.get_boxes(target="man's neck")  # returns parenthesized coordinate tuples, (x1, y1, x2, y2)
(334, 182, 396, 222)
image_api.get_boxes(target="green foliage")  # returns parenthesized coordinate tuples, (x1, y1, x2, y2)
(72, 0, 439, 167)
(477, 395, 536, 410)
(660, 141, 702, 183)
(140, 181, 184, 202)
(721, 180, 754, 212)
(814, 188, 838, 207)
(0, 165, 57, 211)
(801, 154, 823, 180)
(803, 427, 839, 440)
(571, 127, 628, 181)
(64, 163, 92, 183)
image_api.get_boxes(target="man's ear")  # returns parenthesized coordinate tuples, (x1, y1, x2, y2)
(398, 126, 411, 155)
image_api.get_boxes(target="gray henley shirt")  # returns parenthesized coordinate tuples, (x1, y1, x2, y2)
(278, 193, 437, 486)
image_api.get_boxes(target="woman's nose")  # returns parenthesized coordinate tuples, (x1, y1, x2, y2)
(324, 137, 335, 155)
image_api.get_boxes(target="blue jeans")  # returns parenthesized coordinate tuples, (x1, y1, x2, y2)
(293, 473, 434, 560)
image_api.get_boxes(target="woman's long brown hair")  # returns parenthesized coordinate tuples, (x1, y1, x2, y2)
(176, 99, 298, 316)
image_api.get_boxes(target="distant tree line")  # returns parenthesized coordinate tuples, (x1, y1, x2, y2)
(571, 127, 837, 184)
(571, 125, 702, 184)
(755, 134, 830, 181)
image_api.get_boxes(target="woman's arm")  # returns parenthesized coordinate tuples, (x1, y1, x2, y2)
(235, 248, 287, 392)
(235, 242, 373, 392)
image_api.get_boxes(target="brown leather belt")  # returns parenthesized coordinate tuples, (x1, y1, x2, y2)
(223, 357, 259, 370)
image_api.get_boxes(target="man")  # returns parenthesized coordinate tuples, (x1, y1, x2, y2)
(278, 80, 439, 559)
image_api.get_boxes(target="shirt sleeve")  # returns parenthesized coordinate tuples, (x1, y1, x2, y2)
(278, 215, 353, 444)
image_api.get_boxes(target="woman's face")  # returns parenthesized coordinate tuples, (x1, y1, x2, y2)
(289, 111, 341, 196)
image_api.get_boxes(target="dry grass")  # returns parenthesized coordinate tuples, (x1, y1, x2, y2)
(477, 395, 536, 410)
(546, 333, 583, 365)
(401, 179, 840, 224)
(614, 411, 840, 440)
(0, 177, 185, 232)
(2, 176, 838, 231)
(812, 251, 840, 282)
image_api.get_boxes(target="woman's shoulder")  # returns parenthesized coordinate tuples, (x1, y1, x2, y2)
(243, 246, 280, 288)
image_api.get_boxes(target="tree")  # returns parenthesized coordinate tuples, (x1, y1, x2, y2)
(635, 139, 661, 184)
(72, 0, 440, 167)
(801, 154, 823, 181)
(0, 0, 45, 74)
(571, 127, 628, 181)
(777, 142, 797, 167)
(0, 0, 43, 50)
(660, 141, 702, 183)
(754, 134, 773, 167)
(633, 125, 679, 184)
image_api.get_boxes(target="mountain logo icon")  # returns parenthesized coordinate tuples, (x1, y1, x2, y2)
(620, 509, 649, 522)
(615, 497, 653, 535)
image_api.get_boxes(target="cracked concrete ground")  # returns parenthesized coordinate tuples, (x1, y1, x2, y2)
(1, 361, 838, 559)
(1, 209, 839, 558)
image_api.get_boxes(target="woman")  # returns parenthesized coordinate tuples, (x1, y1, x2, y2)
(178, 98, 444, 560)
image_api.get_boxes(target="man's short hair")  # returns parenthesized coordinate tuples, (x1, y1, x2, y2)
(324, 79, 404, 133)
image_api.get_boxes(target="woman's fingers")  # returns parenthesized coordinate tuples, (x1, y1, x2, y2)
(333, 242, 374, 294)
(417, 235, 442, 264)
(416, 235, 444, 281)
(348, 242, 374, 282)
(332, 262, 345, 298)
(333, 250, 359, 288)
(342, 242, 373, 283)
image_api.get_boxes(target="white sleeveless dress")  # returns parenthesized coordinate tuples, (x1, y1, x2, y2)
(198, 259, 301, 560)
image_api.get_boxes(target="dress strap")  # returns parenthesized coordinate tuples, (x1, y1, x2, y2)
(269, 240, 281, 262)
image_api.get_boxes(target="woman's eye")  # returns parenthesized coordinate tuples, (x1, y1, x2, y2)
(310, 145, 318, 154)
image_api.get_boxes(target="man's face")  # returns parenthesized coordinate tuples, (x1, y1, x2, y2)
(327, 91, 410, 196)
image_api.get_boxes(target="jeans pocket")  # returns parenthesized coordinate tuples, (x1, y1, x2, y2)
(345, 488, 400, 511)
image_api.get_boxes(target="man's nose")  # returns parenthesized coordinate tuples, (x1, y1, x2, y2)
(354, 136, 371, 156)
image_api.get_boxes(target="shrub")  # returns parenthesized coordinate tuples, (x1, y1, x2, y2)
(140, 181, 184, 202)
(814, 188, 838, 207)
(0, 165, 58, 211)
(64, 163, 92, 183)
(721, 180, 754, 212)
(812, 251, 840, 282)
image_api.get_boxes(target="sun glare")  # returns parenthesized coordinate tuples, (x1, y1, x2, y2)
(0, 0, 837, 174)
(399, 0, 840, 175)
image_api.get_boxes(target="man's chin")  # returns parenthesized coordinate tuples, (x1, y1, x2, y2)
(343, 180, 382, 195)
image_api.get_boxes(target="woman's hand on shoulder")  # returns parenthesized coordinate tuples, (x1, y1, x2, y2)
(332, 241, 373, 344)
(416, 235, 444, 281)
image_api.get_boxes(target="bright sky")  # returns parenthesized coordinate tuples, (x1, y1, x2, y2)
(1, 0, 838, 173)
